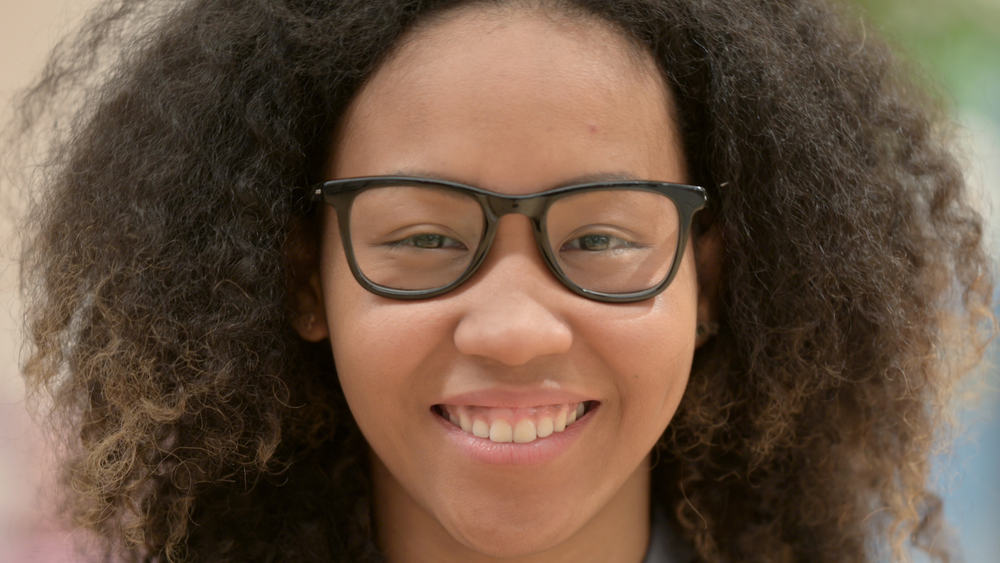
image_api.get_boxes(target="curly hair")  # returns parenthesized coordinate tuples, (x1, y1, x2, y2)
(14, 0, 993, 561)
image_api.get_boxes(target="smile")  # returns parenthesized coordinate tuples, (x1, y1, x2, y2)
(433, 402, 598, 444)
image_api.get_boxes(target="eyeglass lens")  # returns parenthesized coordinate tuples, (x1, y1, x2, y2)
(346, 184, 681, 296)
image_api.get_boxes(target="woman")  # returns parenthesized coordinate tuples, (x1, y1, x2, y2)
(17, 0, 993, 561)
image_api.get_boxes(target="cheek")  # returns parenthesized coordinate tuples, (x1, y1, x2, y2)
(595, 251, 697, 436)
(320, 222, 406, 430)
(320, 224, 451, 440)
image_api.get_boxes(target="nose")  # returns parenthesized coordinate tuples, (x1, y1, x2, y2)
(452, 221, 574, 366)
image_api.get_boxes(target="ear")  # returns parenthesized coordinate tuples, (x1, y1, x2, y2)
(693, 220, 723, 348)
(291, 271, 330, 342)
(286, 218, 330, 342)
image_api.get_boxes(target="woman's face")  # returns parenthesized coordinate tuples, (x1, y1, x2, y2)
(300, 6, 704, 560)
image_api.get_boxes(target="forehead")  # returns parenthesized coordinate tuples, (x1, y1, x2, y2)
(329, 4, 684, 191)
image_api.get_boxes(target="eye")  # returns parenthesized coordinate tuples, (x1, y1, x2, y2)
(560, 233, 635, 252)
(390, 233, 467, 250)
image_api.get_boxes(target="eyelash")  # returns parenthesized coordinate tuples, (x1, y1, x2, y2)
(387, 233, 467, 250)
(560, 233, 637, 252)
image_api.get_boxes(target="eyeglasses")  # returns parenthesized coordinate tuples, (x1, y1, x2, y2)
(311, 176, 707, 302)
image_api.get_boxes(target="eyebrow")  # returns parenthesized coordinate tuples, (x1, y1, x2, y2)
(385, 169, 643, 189)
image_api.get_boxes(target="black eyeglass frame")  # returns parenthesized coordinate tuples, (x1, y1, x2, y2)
(311, 176, 707, 303)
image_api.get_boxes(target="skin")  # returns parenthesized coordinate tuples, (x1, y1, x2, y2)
(294, 6, 714, 562)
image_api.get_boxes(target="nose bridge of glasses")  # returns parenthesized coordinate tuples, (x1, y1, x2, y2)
(483, 193, 548, 220)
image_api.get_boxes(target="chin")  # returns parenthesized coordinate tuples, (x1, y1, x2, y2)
(444, 510, 579, 559)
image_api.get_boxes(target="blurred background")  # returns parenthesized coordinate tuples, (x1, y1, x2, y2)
(1, 0, 997, 560)
(849, 0, 1000, 561)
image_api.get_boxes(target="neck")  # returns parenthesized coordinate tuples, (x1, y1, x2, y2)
(372, 454, 652, 563)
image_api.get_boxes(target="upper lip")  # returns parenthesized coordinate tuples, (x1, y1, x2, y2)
(436, 388, 596, 408)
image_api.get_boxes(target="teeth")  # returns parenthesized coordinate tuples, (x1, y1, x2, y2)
(441, 402, 592, 444)
(513, 419, 536, 443)
(489, 420, 513, 443)
(553, 408, 568, 432)
(472, 419, 490, 438)
(536, 417, 554, 438)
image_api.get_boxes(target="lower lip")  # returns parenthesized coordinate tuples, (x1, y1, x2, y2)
(432, 406, 597, 466)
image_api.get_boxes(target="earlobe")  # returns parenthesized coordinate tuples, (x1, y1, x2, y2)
(292, 272, 330, 342)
